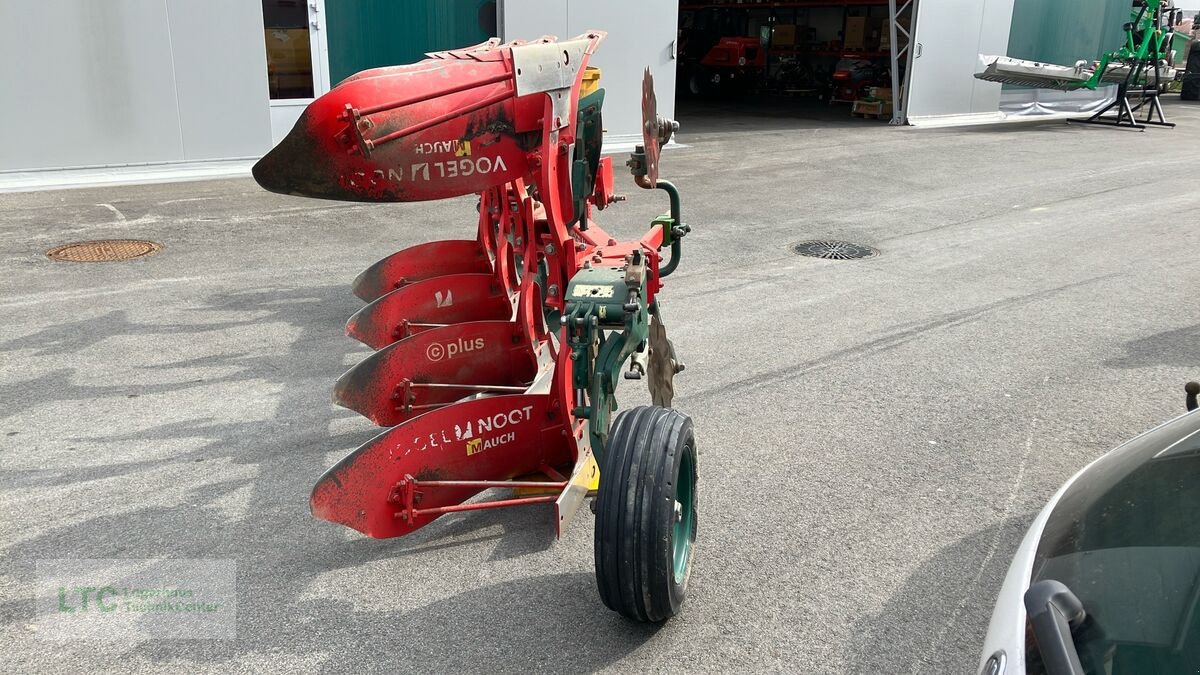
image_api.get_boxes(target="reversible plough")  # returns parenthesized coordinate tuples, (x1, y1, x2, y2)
(976, 0, 1184, 129)
(253, 32, 699, 621)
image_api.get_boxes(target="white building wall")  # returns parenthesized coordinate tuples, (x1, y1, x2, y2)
(0, 0, 272, 174)
(502, 0, 678, 149)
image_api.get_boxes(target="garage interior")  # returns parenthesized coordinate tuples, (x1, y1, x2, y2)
(675, 0, 916, 129)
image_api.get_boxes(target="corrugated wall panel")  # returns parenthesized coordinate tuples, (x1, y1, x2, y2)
(999, 0, 1130, 117)
(1006, 0, 1128, 66)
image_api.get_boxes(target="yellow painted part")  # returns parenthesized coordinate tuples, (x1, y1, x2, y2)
(582, 452, 600, 491)
(513, 453, 601, 496)
(581, 67, 602, 97)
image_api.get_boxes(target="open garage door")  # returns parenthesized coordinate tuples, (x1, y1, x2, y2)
(672, 1, 916, 132)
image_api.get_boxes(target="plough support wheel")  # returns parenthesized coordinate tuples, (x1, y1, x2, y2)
(594, 406, 698, 622)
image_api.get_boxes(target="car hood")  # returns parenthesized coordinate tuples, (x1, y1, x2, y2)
(978, 408, 1200, 674)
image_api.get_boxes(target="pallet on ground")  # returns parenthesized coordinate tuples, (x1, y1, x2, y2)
(851, 99, 892, 119)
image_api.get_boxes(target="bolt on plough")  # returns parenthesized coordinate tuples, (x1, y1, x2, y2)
(253, 32, 698, 621)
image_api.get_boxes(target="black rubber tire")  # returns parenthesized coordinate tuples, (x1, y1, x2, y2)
(594, 405, 698, 622)
(688, 70, 711, 98)
(1183, 47, 1200, 101)
(680, 66, 700, 98)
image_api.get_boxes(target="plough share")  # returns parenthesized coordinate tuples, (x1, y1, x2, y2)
(253, 32, 699, 622)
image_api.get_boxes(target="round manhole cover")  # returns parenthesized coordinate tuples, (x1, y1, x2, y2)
(47, 239, 162, 263)
(792, 240, 878, 260)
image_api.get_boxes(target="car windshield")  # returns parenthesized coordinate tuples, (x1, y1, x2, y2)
(1027, 412, 1200, 674)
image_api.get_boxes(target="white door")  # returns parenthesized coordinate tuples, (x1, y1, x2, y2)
(262, 0, 330, 145)
(566, 0, 679, 150)
(500, 0, 678, 149)
(904, 0, 1015, 124)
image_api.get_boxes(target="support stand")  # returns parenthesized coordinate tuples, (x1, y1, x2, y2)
(1077, 81, 1145, 130)
(1072, 4, 1176, 132)
(1073, 63, 1175, 131)
(1127, 87, 1174, 128)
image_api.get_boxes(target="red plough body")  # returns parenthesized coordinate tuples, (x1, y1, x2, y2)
(311, 394, 572, 539)
(254, 33, 695, 617)
(345, 273, 512, 350)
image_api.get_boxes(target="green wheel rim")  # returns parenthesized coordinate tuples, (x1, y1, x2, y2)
(671, 447, 697, 584)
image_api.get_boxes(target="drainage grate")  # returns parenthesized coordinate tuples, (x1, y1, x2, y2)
(47, 239, 162, 262)
(792, 240, 878, 260)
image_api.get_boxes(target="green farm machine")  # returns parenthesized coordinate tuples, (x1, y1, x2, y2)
(976, 0, 1190, 129)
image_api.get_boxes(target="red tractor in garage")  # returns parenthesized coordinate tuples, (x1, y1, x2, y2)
(683, 36, 767, 97)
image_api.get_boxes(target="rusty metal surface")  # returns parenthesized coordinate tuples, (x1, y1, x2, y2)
(647, 312, 681, 407)
(46, 239, 162, 262)
(640, 69, 662, 188)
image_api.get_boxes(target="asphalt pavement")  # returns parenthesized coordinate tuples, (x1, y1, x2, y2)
(3, 98, 1199, 673)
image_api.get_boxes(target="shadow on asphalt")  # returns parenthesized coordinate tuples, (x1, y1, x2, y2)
(1105, 322, 1200, 369)
(842, 514, 1036, 674)
(2, 283, 654, 671)
(0, 286, 358, 486)
(0, 309, 262, 423)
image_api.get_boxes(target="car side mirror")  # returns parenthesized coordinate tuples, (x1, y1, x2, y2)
(1024, 580, 1087, 675)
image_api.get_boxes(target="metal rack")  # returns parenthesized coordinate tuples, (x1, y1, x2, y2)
(886, 0, 915, 124)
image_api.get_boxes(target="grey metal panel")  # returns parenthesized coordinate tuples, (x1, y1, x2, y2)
(907, 0, 1016, 120)
(166, 0, 272, 160)
(502, 0, 676, 144)
(500, 0, 567, 42)
(0, 1, 184, 170)
(567, 0, 679, 142)
(971, 0, 1017, 114)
